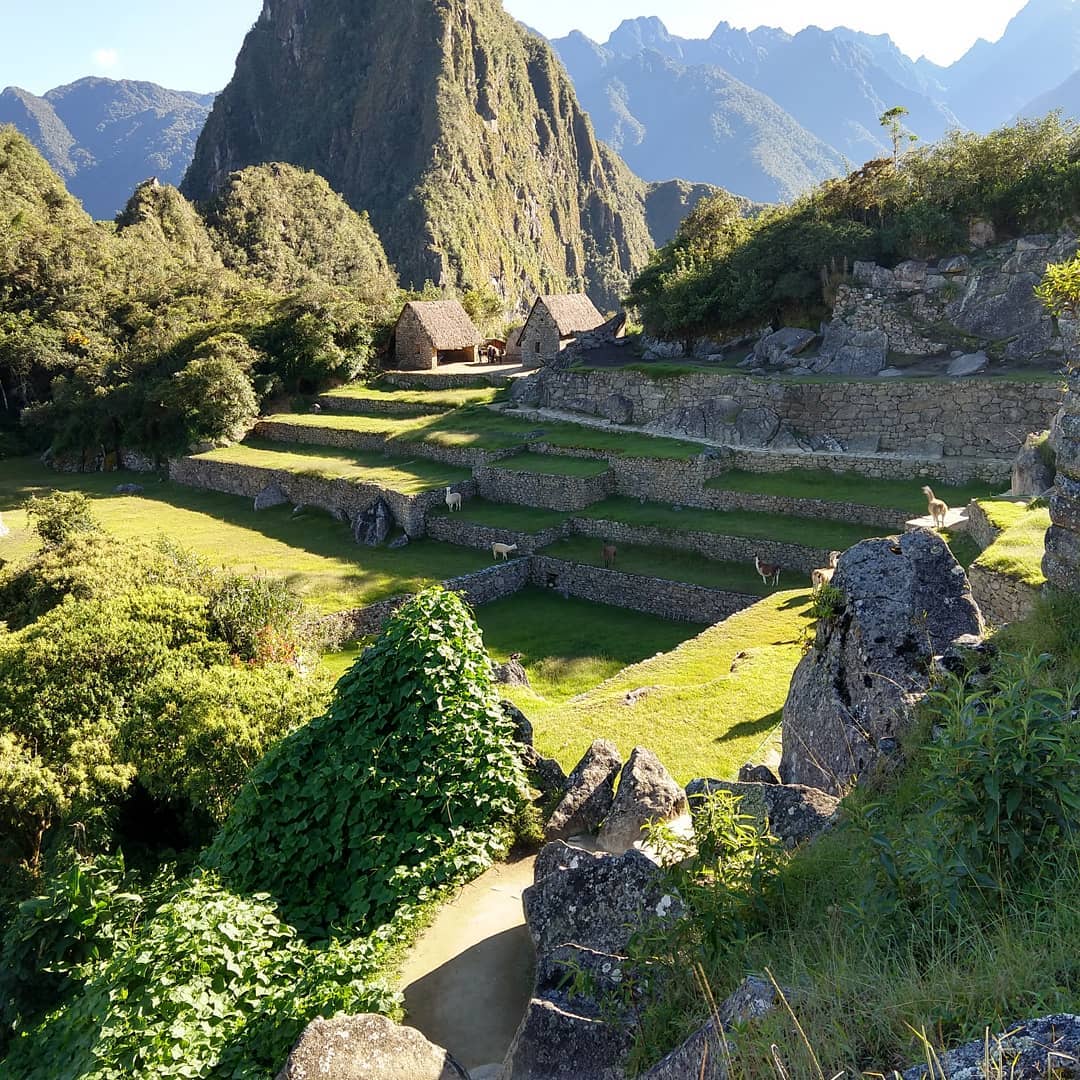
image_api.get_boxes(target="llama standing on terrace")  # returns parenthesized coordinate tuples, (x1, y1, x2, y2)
(754, 554, 781, 587)
(445, 486, 463, 512)
(922, 486, 948, 529)
(491, 542, 518, 561)
(812, 551, 841, 591)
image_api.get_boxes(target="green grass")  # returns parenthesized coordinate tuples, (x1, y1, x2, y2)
(490, 452, 611, 477)
(973, 498, 1050, 586)
(321, 383, 504, 409)
(427, 499, 570, 532)
(266, 404, 705, 460)
(539, 537, 774, 594)
(707, 469, 1000, 514)
(578, 496, 883, 551)
(0, 458, 489, 613)
(522, 590, 813, 781)
(192, 439, 472, 494)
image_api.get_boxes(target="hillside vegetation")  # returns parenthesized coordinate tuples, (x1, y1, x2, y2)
(629, 114, 1080, 339)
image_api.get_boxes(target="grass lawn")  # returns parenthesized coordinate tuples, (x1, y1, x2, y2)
(265, 404, 704, 460)
(427, 498, 569, 532)
(192, 439, 472, 494)
(578, 496, 883, 551)
(707, 469, 1000, 514)
(321, 383, 504, 409)
(973, 498, 1050, 586)
(0, 458, 489, 612)
(539, 536, 775, 594)
(521, 590, 814, 782)
(490, 452, 611, 477)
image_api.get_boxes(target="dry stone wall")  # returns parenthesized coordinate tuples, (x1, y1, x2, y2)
(525, 368, 1061, 461)
(168, 456, 466, 537)
(425, 515, 568, 555)
(529, 556, 758, 624)
(474, 464, 614, 510)
(968, 564, 1039, 627)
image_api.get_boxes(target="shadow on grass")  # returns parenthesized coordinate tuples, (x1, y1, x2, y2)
(714, 708, 782, 745)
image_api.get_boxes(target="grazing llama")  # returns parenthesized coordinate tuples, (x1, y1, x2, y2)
(922, 486, 948, 529)
(811, 551, 841, 591)
(754, 554, 781, 587)
(445, 486, 463, 512)
(601, 542, 617, 568)
(491, 542, 518, 561)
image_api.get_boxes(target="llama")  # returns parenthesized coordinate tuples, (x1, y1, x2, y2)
(491, 542, 519, 561)
(445, 486, 463, 512)
(922, 486, 948, 529)
(754, 554, 781, 587)
(601, 542, 617, 568)
(811, 551, 841, 591)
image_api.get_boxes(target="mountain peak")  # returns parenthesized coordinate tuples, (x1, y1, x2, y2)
(607, 16, 675, 55)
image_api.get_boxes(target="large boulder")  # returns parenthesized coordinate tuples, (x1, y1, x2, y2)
(815, 324, 888, 376)
(598, 748, 689, 854)
(352, 498, 393, 546)
(754, 327, 816, 366)
(780, 530, 984, 794)
(545, 740, 621, 841)
(276, 1014, 469, 1080)
(898, 1014, 1080, 1079)
(254, 482, 290, 511)
(500, 999, 630, 1080)
(946, 351, 989, 377)
(686, 779, 839, 847)
(1012, 433, 1056, 497)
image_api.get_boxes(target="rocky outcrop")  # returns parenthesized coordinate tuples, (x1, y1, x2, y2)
(686, 779, 839, 848)
(597, 748, 689, 855)
(1047, 370, 1080, 590)
(254, 482, 290, 511)
(898, 1014, 1080, 1079)
(503, 842, 683, 1079)
(545, 740, 622, 841)
(276, 1014, 469, 1080)
(1012, 433, 1055, 497)
(780, 530, 984, 795)
(352, 498, 393, 546)
(507, 701, 568, 802)
(183, 0, 653, 308)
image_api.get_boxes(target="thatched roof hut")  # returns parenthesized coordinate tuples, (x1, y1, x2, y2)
(519, 293, 606, 368)
(393, 300, 480, 370)
(534, 294, 605, 337)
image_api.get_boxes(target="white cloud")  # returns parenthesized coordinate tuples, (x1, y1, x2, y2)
(92, 48, 120, 71)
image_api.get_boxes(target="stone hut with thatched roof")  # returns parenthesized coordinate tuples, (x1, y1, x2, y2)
(392, 300, 480, 370)
(519, 294, 606, 369)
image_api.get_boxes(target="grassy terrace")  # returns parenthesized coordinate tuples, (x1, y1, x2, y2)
(262, 404, 704, 460)
(539, 537, 773, 594)
(428, 498, 569, 532)
(707, 468, 1000, 514)
(516, 589, 814, 781)
(489, 452, 611, 477)
(0, 459, 489, 612)
(577, 496, 884, 550)
(974, 498, 1051, 586)
(320, 383, 504, 410)
(191, 439, 472, 493)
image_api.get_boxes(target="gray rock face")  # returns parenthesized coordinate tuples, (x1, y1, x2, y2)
(545, 740, 622, 840)
(501, 999, 630, 1080)
(254, 483, 290, 511)
(738, 763, 779, 785)
(494, 658, 530, 687)
(113, 483, 145, 495)
(352, 498, 393, 546)
(388, 534, 411, 550)
(816, 323, 888, 375)
(602, 393, 634, 425)
(754, 327, 816, 366)
(1012, 436, 1055, 497)
(276, 1014, 469, 1080)
(780, 530, 984, 794)
(686, 779, 839, 847)
(938, 255, 969, 275)
(1047, 373, 1080, 590)
(946, 351, 989, 377)
(898, 1014, 1080, 1079)
(597, 748, 689, 854)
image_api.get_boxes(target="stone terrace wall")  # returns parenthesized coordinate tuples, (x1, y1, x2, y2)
(532, 369, 1062, 459)
(702, 488, 909, 531)
(384, 371, 508, 390)
(474, 464, 614, 511)
(425, 515, 569, 555)
(968, 564, 1039, 627)
(323, 559, 531, 639)
(568, 516, 830, 575)
(252, 419, 514, 470)
(965, 500, 1001, 552)
(316, 393, 444, 417)
(169, 456, 468, 537)
(529, 556, 758, 624)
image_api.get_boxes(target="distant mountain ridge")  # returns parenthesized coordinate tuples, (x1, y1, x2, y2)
(0, 78, 213, 219)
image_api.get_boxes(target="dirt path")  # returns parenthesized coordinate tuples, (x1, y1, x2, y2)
(400, 855, 537, 1072)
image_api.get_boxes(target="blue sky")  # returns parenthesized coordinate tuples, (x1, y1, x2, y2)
(2, 0, 1032, 95)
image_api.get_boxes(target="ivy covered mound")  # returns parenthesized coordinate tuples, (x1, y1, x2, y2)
(2, 588, 527, 1078)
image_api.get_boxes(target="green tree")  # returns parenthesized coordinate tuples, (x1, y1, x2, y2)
(880, 105, 917, 165)
(25, 490, 97, 549)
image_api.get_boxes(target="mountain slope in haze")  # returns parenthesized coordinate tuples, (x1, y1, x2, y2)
(183, 0, 654, 309)
(1020, 69, 1080, 120)
(0, 78, 214, 219)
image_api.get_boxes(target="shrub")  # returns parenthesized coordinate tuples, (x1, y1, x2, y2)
(206, 573, 308, 663)
(209, 587, 527, 935)
(25, 490, 96, 549)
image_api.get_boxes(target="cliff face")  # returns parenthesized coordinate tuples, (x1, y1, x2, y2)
(183, 0, 653, 309)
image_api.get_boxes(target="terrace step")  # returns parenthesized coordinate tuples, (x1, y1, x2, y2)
(905, 507, 970, 532)
(316, 393, 448, 417)
(383, 367, 515, 390)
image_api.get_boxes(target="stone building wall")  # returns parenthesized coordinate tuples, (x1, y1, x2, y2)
(393, 306, 436, 371)
(168, 456, 466, 537)
(519, 302, 563, 370)
(525, 368, 1062, 460)
(529, 556, 758, 624)
(474, 464, 615, 510)
(567, 516, 831, 575)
